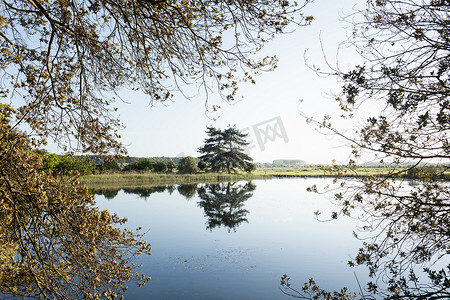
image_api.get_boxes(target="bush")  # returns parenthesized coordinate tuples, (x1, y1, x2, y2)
(95, 160, 121, 173)
(167, 159, 176, 173)
(406, 165, 441, 180)
(39, 153, 59, 174)
(152, 161, 167, 173)
(57, 156, 94, 175)
(121, 159, 168, 173)
(177, 156, 198, 174)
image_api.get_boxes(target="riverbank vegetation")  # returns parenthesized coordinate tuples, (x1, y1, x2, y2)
(80, 172, 266, 188)
(79, 163, 450, 188)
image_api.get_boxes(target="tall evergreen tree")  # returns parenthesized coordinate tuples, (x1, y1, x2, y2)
(198, 126, 254, 173)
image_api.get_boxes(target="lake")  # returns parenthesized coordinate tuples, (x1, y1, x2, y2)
(93, 178, 368, 299)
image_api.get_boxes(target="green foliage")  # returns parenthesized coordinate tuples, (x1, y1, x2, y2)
(57, 155, 94, 175)
(0, 105, 151, 299)
(145, 156, 184, 165)
(152, 161, 168, 173)
(244, 163, 256, 173)
(405, 165, 447, 180)
(198, 125, 254, 173)
(137, 160, 154, 171)
(94, 159, 121, 173)
(103, 160, 121, 171)
(177, 156, 199, 174)
(1, 0, 314, 155)
(167, 159, 176, 173)
(39, 152, 59, 174)
(121, 159, 168, 173)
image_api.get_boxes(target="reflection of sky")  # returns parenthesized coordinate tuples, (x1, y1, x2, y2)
(95, 178, 368, 299)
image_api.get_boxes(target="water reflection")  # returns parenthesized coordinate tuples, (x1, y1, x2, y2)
(92, 181, 256, 232)
(92, 185, 168, 200)
(123, 186, 167, 199)
(166, 184, 176, 194)
(282, 178, 450, 299)
(0, 196, 151, 299)
(91, 188, 120, 199)
(92, 178, 369, 299)
(177, 184, 198, 199)
(197, 182, 255, 232)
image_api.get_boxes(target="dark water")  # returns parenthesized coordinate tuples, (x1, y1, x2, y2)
(94, 178, 366, 299)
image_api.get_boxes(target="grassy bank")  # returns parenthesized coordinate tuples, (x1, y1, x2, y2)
(80, 172, 270, 188)
(252, 166, 393, 177)
(80, 166, 399, 189)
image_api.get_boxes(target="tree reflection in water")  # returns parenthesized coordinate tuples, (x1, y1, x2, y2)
(92, 182, 255, 233)
(123, 186, 167, 199)
(91, 188, 120, 200)
(197, 182, 255, 232)
(177, 184, 198, 200)
(0, 202, 152, 299)
(92, 186, 167, 200)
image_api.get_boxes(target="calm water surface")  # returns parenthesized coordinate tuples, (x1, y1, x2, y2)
(94, 178, 367, 299)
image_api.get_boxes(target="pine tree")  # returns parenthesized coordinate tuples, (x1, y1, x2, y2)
(198, 126, 254, 173)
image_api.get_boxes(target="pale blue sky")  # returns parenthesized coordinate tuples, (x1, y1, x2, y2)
(53, 0, 376, 164)
(111, 0, 370, 164)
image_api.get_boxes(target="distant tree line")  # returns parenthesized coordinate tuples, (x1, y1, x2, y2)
(37, 125, 258, 175)
(37, 152, 239, 175)
(38, 153, 182, 175)
(121, 160, 168, 173)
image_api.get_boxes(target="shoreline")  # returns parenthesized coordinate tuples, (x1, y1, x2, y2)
(80, 173, 272, 188)
(81, 165, 447, 189)
(80, 169, 393, 189)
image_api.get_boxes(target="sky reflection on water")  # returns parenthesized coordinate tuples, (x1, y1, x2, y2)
(94, 178, 367, 299)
